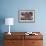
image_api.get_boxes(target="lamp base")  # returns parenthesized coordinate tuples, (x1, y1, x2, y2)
(8, 32, 11, 35)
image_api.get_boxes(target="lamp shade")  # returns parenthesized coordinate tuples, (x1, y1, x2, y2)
(5, 18, 14, 25)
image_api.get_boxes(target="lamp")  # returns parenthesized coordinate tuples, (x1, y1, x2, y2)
(5, 18, 14, 35)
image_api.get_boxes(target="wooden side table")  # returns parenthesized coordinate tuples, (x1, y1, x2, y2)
(4, 32, 43, 46)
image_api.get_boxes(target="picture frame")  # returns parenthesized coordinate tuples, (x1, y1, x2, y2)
(18, 10, 35, 23)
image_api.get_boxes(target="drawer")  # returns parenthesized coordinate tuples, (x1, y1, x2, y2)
(24, 40, 43, 46)
(32, 40, 43, 46)
(4, 40, 24, 46)
(4, 40, 16, 46)
(4, 35, 24, 40)
(25, 35, 43, 40)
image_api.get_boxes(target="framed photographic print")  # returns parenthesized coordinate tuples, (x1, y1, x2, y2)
(18, 10, 35, 23)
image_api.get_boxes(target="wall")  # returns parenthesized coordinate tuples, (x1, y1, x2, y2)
(0, 0, 46, 46)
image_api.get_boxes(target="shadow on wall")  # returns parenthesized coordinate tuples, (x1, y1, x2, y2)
(0, 16, 5, 46)
(0, 16, 5, 32)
